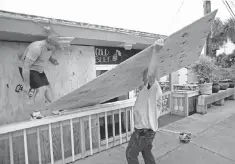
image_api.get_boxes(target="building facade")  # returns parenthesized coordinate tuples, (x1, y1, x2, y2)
(0, 10, 167, 125)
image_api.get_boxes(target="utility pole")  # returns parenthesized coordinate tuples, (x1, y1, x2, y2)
(203, 0, 212, 57)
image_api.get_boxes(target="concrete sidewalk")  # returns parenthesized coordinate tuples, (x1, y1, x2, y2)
(74, 100, 235, 164)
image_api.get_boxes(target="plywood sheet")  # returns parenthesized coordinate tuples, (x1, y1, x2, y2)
(0, 43, 95, 125)
(48, 10, 217, 112)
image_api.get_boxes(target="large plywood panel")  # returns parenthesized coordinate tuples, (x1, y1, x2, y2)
(48, 10, 217, 112)
(0, 43, 95, 125)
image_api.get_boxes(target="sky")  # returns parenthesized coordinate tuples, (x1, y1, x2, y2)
(0, 0, 234, 35)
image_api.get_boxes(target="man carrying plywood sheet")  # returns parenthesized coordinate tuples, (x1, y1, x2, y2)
(126, 40, 164, 164)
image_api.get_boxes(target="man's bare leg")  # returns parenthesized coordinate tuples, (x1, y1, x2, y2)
(33, 87, 47, 110)
(28, 86, 47, 119)
(45, 85, 54, 103)
(32, 85, 53, 102)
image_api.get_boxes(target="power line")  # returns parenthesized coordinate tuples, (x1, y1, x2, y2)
(223, 0, 235, 19)
(225, 0, 235, 18)
(167, 0, 185, 33)
(173, 0, 185, 21)
(223, 0, 233, 17)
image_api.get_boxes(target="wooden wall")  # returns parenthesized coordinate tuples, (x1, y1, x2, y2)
(0, 41, 96, 125)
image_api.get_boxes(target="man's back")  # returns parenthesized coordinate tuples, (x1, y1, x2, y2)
(19, 40, 52, 73)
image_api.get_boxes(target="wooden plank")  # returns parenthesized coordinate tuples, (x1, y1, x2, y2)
(80, 118, 85, 158)
(104, 112, 108, 149)
(48, 124, 54, 164)
(112, 111, 115, 146)
(130, 107, 134, 132)
(47, 10, 217, 112)
(59, 122, 65, 164)
(13, 131, 25, 164)
(184, 93, 189, 117)
(88, 115, 93, 155)
(70, 119, 75, 161)
(36, 128, 42, 164)
(0, 135, 10, 164)
(39, 125, 50, 164)
(9, 133, 14, 164)
(97, 114, 101, 152)
(125, 109, 128, 141)
(61, 121, 72, 160)
(91, 115, 98, 152)
(0, 44, 95, 125)
(23, 129, 29, 164)
(51, 123, 63, 162)
(119, 109, 122, 144)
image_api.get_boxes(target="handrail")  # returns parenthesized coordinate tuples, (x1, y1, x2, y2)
(0, 99, 135, 135)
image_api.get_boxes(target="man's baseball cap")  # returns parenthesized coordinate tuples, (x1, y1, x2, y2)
(47, 36, 75, 48)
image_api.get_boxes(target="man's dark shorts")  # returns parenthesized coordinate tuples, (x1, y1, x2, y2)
(19, 67, 49, 89)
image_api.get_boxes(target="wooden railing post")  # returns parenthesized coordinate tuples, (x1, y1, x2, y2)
(9, 133, 14, 164)
(169, 92, 173, 113)
(23, 129, 29, 164)
(48, 124, 54, 164)
(169, 73, 174, 113)
(119, 109, 122, 144)
(70, 119, 75, 160)
(105, 112, 109, 150)
(59, 122, 65, 164)
(184, 92, 189, 117)
(130, 107, 134, 133)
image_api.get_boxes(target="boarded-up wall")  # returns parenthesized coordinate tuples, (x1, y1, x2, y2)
(0, 41, 96, 125)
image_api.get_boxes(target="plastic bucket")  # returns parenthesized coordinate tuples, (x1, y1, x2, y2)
(198, 83, 212, 95)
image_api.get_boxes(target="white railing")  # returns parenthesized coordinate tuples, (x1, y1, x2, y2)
(0, 92, 172, 164)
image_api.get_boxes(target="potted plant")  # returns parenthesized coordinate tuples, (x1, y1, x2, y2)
(212, 81, 220, 93)
(189, 55, 217, 95)
(217, 67, 235, 89)
(219, 79, 233, 89)
(220, 83, 229, 90)
(228, 80, 235, 88)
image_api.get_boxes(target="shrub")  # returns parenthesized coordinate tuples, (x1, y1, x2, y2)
(189, 55, 218, 84)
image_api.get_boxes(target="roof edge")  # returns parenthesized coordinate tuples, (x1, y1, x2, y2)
(0, 10, 167, 39)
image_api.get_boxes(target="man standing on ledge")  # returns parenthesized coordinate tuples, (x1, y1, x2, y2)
(19, 35, 73, 119)
(126, 41, 163, 164)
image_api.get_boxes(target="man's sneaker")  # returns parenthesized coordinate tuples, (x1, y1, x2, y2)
(52, 109, 67, 115)
(30, 111, 44, 120)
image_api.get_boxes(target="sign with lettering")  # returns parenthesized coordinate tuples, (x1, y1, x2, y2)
(95, 46, 141, 64)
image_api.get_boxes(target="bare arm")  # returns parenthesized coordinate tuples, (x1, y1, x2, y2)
(147, 43, 163, 87)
